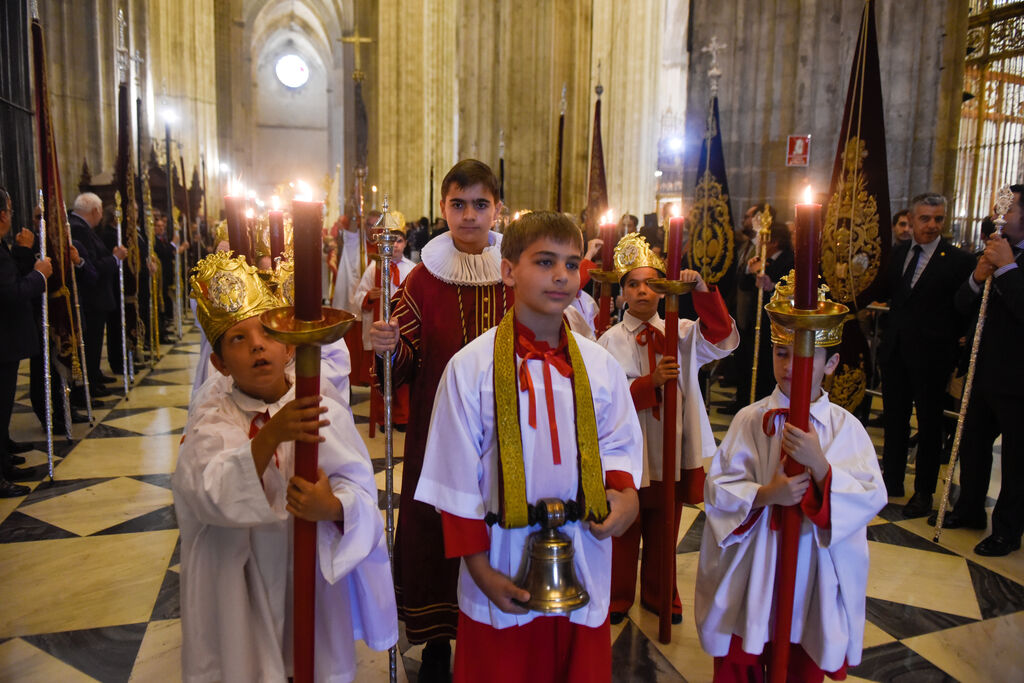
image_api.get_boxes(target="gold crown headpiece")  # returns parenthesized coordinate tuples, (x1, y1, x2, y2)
(273, 249, 295, 305)
(382, 209, 406, 235)
(190, 252, 283, 344)
(768, 270, 847, 348)
(214, 219, 229, 246)
(613, 232, 666, 279)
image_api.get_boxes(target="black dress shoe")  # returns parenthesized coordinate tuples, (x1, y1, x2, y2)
(7, 439, 33, 454)
(70, 409, 89, 424)
(0, 479, 29, 498)
(902, 492, 933, 518)
(610, 611, 626, 625)
(89, 383, 113, 398)
(98, 374, 118, 385)
(3, 466, 34, 482)
(928, 509, 987, 530)
(974, 534, 1021, 557)
(10, 454, 26, 465)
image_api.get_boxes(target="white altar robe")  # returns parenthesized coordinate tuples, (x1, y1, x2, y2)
(414, 327, 643, 630)
(598, 309, 738, 485)
(695, 388, 886, 672)
(173, 381, 397, 682)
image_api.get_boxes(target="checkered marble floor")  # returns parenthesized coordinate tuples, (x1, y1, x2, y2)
(1, 338, 1022, 682)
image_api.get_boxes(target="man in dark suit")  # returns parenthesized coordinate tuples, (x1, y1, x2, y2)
(935, 184, 1024, 556)
(0, 187, 52, 497)
(68, 193, 126, 400)
(878, 192, 975, 517)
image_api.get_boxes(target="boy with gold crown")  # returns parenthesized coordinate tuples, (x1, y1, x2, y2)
(172, 252, 397, 683)
(695, 275, 886, 682)
(414, 212, 643, 682)
(597, 233, 738, 624)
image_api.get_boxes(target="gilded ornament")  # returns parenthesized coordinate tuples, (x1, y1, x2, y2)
(690, 169, 734, 284)
(613, 232, 665, 277)
(822, 137, 882, 303)
(190, 251, 282, 344)
(827, 360, 866, 412)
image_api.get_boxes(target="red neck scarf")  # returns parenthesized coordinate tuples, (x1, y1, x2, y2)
(635, 321, 665, 419)
(513, 320, 573, 465)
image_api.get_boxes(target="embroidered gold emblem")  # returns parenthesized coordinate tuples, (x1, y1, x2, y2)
(690, 169, 734, 284)
(823, 137, 881, 303)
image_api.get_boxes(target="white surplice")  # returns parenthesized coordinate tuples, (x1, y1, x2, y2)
(598, 310, 738, 485)
(173, 381, 397, 683)
(414, 327, 644, 630)
(571, 289, 598, 335)
(695, 388, 886, 672)
(350, 257, 416, 350)
(331, 228, 365, 313)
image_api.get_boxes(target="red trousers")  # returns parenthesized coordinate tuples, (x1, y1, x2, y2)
(344, 322, 372, 387)
(610, 482, 685, 615)
(453, 611, 610, 683)
(713, 635, 847, 682)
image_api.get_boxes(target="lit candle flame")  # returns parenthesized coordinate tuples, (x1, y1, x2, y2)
(601, 209, 615, 225)
(294, 180, 313, 202)
(802, 185, 815, 204)
(272, 195, 281, 211)
(513, 211, 521, 221)
(371, 185, 378, 193)
(671, 203, 682, 218)
(244, 208, 254, 219)
(229, 177, 244, 197)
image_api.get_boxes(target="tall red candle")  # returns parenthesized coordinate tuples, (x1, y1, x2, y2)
(291, 199, 324, 321)
(269, 210, 285, 261)
(224, 195, 251, 262)
(666, 213, 685, 279)
(794, 187, 821, 309)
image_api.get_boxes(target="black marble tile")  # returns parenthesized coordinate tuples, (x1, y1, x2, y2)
(849, 641, 955, 682)
(864, 596, 977, 640)
(23, 622, 148, 683)
(11, 401, 33, 413)
(402, 655, 421, 683)
(0, 511, 79, 543)
(130, 473, 174, 490)
(677, 510, 705, 554)
(352, 414, 369, 425)
(169, 535, 181, 567)
(94, 505, 178, 536)
(150, 569, 180, 621)
(138, 377, 181, 387)
(87, 423, 145, 438)
(23, 477, 112, 504)
(103, 407, 173, 419)
(378, 489, 401, 510)
(610, 620, 685, 682)
(866, 523, 957, 556)
(967, 560, 1024, 620)
(876, 502, 911, 523)
(167, 348, 199, 355)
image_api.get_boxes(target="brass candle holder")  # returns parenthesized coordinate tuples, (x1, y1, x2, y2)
(586, 268, 621, 285)
(646, 278, 697, 297)
(260, 306, 356, 348)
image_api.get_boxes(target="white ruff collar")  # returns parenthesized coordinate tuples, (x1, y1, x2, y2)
(420, 231, 503, 286)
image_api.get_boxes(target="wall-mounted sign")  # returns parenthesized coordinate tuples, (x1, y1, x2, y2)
(787, 135, 811, 167)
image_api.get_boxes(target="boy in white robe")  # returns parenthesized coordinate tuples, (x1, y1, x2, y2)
(598, 233, 738, 624)
(173, 253, 397, 683)
(695, 288, 885, 681)
(415, 212, 643, 682)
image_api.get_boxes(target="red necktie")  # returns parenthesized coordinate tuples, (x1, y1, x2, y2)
(516, 336, 573, 465)
(389, 261, 400, 287)
(249, 410, 279, 469)
(761, 407, 790, 530)
(635, 322, 665, 419)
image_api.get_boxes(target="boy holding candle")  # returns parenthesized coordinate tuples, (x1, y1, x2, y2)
(173, 252, 397, 683)
(598, 233, 737, 624)
(694, 278, 885, 682)
(414, 211, 643, 682)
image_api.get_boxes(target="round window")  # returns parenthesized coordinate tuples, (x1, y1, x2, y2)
(275, 54, 309, 89)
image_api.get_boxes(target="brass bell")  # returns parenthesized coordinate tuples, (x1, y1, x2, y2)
(513, 498, 590, 614)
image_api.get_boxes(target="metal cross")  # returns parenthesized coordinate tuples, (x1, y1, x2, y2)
(341, 27, 374, 82)
(703, 36, 727, 98)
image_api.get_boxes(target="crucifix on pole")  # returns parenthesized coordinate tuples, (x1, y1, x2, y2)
(341, 27, 374, 84)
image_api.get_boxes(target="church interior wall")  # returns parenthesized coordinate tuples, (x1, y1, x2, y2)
(684, 0, 968, 226)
